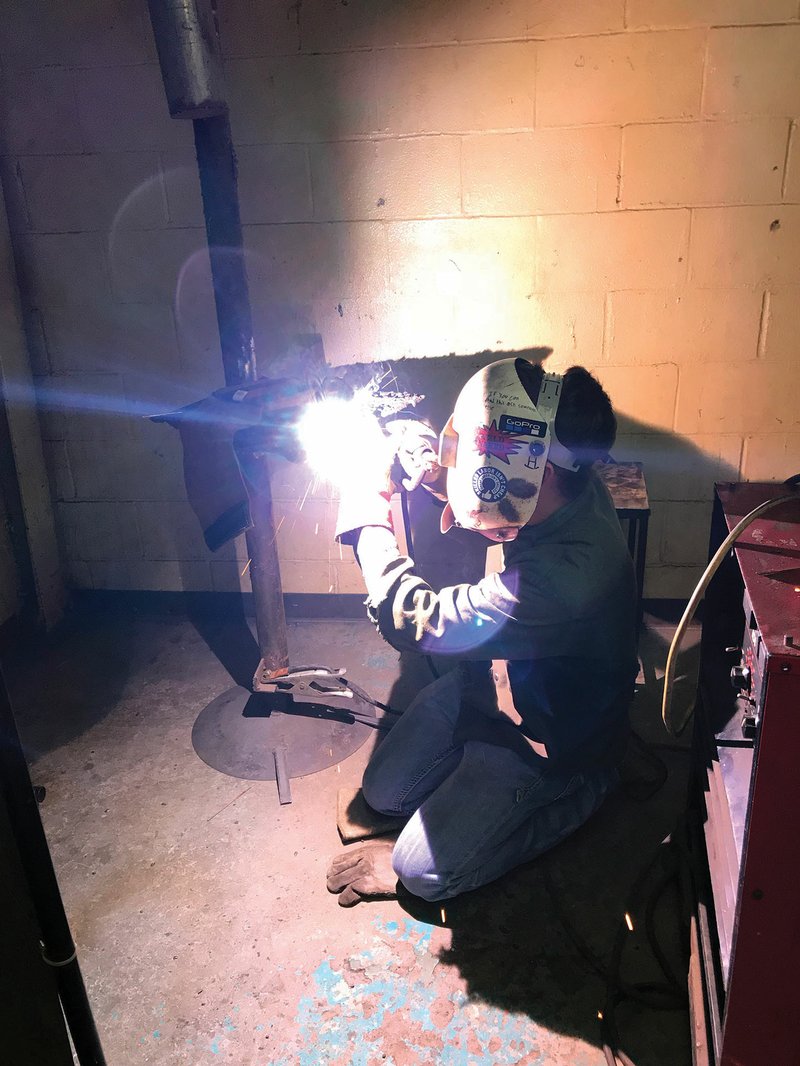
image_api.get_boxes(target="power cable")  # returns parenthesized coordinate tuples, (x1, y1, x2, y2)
(662, 473, 800, 734)
(544, 824, 690, 1066)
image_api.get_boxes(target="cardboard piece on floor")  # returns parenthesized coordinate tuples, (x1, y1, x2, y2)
(337, 787, 405, 843)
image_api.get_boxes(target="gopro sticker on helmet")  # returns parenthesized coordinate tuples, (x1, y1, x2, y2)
(498, 414, 547, 438)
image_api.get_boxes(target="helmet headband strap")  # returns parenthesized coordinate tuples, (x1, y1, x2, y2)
(537, 373, 579, 472)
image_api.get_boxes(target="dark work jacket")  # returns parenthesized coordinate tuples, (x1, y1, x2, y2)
(355, 472, 639, 771)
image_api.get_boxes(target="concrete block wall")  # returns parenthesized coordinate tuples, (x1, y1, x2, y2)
(1, 0, 799, 599)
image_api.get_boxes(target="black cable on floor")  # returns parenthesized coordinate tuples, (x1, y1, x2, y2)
(620, 730, 669, 801)
(598, 837, 689, 1066)
(543, 849, 686, 1013)
(343, 677, 403, 718)
(544, 792, 691, 1066)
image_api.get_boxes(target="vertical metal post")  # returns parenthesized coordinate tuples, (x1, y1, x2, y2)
(147, 0, 289, 678)
(191, 116, 256, 388)
(191, 115, 289, 677)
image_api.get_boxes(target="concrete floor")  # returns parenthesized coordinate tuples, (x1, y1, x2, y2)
(8, 596, 699, 1066)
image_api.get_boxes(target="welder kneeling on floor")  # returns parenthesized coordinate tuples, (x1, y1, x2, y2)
(327, 358, 638, 906)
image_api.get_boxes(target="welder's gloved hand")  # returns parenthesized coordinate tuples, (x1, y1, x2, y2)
(384, 417, 445, 496)
(334, 480, 394, 547)
(333, 420, 398, 546)
(326, 841, 399, 906)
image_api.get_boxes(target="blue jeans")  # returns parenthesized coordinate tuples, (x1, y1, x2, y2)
(362, 669, 617, 902)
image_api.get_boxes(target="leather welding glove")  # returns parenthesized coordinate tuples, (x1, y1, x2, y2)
(326, 841, 399, 906)
(334, 481, 394, 547)
(333, 431, 398, 546)
(384, 417, 446, 496)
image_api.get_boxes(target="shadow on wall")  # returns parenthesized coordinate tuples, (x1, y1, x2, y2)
(610, 415, 740, 599)
(357, 347, 740, 597)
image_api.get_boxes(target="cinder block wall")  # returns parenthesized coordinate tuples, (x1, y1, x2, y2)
(1, 0, 798, 600)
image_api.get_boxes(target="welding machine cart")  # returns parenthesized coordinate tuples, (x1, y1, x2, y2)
(687, 482, 800, 1066)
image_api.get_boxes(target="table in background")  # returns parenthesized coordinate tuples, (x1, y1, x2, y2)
(596, 461, 650, 633)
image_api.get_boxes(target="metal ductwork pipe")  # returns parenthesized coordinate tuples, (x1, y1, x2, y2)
(146, 0, 227, 119)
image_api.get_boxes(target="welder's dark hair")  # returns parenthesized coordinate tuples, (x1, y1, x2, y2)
(515, 360, 616, 498)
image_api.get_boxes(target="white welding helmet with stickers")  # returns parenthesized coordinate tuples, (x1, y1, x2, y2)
(437, 358, 579, 539)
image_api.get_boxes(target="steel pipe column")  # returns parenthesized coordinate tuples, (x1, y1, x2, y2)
(147, 0, 289, 677)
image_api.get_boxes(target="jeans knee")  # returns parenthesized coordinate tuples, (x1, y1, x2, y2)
(395, 870, 449, 902)
(392, 838, 452, 902)
(361, 762, 396, 816)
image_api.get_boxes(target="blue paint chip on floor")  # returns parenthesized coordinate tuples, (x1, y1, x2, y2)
(280, 916, 557, 1065)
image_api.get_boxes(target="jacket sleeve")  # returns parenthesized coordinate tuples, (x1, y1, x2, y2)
(353, 525, 561, 660)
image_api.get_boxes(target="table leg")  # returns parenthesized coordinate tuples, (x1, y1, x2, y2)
(634, 513, 649, 634)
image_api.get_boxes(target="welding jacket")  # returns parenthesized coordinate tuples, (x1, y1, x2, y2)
(351, 471, 638, 772)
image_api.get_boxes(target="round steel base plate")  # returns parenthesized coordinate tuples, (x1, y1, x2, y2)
(191, 686, 374, 781)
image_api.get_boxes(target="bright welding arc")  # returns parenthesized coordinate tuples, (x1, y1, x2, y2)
(296, 389, 394, 493)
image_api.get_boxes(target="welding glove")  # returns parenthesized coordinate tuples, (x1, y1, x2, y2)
(333, 422, 399, 546)
(384, 417, 445, 496)
(334, 478, 395, 547)
(326, 841, 399, 906)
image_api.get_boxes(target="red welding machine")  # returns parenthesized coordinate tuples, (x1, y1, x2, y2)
(689, 481, 800, 1066)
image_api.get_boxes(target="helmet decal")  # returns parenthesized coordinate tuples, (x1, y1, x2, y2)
(471, 466, 508, 502)
(474, 422, 524, 464)
(498, 414, 547, 439)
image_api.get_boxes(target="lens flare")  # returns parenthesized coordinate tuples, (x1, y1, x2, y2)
(296, 390, 393, 492)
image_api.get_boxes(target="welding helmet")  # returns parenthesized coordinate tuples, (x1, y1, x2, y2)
(437, 359, 578, 539)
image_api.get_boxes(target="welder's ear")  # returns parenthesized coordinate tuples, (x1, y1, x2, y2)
(438, 415, 458, 468)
